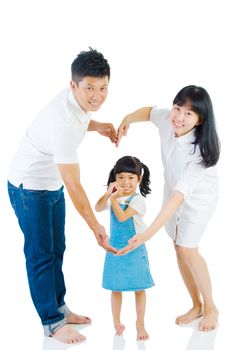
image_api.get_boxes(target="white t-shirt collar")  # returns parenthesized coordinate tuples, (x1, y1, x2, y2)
(67, 88, 91, 124)
(174, 127, 196, 145)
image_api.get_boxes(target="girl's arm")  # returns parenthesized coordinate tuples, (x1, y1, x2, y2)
(110, 197, 137, 222)
(95, 182, 120, 212)
(95, 192, 111, 212)
(116, 190, 184, 255)
(117, 107, 152, 146)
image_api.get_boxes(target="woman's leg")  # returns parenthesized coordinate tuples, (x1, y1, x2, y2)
(175, 245, 218, 331)
(111, 292, 125, 335)
(135, 290, 149, 340)
(174, 242, 203, 324)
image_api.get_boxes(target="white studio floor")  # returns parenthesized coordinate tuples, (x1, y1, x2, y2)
(2, 199, 231, 350)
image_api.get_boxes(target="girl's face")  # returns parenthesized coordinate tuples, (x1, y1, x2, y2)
(115, 172, 140, 196)
(170, 104, 201, 137)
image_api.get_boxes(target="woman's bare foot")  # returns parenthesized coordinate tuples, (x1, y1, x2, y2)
(176, 305, 203, 325)
(66, 312, 91, 325)
(199, 307, 219, 331)
(136, 322, 149, 341)
(114, 323, 125, 336)
(52, 324, 86, 344)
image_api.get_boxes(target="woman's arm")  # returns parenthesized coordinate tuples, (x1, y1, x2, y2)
(117, 107, 152, 146)
(116, 190, 184, 255)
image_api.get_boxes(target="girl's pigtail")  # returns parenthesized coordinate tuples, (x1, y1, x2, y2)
(107, 168, 115, 187)
(139, 163, 151, 197)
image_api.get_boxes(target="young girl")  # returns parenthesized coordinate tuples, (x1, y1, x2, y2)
(95, 156, 154, 340)
(116, 85, 220, 332)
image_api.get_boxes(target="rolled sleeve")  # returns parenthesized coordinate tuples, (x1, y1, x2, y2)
(150, 106, 170, 128)
(175, 158, 206, 199)
(50, 121, 80, 164)
(174, 180, 191, 198)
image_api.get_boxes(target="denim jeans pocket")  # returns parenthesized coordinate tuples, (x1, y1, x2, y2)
(8, 188, 18, 215)
(23, 189, 48, 197)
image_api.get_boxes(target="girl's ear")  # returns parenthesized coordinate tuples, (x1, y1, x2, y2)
(139, 175, 143, 184)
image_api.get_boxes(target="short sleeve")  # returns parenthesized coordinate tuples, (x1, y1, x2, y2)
(129, 194, 146, 215)
(174, 155, 206, 198)
(150, 106, 170, 128)
(50, 115, 79, 164)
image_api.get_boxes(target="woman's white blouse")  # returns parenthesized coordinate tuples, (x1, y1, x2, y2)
(150, 107, 219, 225)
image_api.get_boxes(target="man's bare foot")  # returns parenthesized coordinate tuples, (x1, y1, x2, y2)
(176, 306, 203, 325)
(114, 323, 125, 336)
(136, 322, 149, 341)
(199, 307, 219, 332)
(52, 324, 86, 344)
(66, 312, 91, 325)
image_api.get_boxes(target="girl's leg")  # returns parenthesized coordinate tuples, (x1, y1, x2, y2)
(135, 290, 149, 341)
(174, 242, 203, 324)
(111, 292, 125, 335)
(175, 245, 218, 331)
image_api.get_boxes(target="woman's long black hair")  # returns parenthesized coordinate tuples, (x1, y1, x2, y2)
(107, 156, 151, 197)
(173, 85, 220, 167)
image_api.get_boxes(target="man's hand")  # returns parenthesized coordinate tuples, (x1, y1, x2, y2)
(97, 122, 118, 144)
(93, 224, 118, 253)
(88, 120, 118, 144)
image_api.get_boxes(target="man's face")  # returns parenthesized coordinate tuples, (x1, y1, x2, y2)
(70, 76, 109, 112)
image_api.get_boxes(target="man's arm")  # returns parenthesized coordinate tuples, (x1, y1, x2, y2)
(57, 163, 117, 253)
(88, 120, 117, 144)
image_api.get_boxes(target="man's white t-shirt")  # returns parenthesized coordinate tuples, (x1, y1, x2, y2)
(8, 88, 91, 190)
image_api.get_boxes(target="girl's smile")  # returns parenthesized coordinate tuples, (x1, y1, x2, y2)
(115, 172, 139, 196)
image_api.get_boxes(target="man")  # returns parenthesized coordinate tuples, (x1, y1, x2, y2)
(8, 48, 117, 344)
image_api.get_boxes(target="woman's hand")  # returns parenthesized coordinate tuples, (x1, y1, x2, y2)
(116, 117, 130, 147)
(116, 233, 147, 256)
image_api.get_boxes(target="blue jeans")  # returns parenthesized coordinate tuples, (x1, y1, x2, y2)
(8, 181, 70, 335)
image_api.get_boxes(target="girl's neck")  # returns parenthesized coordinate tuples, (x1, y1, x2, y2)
(120, 191, 136, 198)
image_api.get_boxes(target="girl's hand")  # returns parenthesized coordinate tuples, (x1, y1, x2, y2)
(107, 182, 122, 197)
(116, 117, 130, 147)
(116, 233, 147, 256)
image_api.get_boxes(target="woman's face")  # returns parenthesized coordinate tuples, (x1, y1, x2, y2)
(170, 104, 201, 137)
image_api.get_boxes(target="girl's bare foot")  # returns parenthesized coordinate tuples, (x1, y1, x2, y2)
(52, 324, 86, 344)
(199, 307, 219, 331)
(136, 322, 149, 341)
(66, 312, 91, 324)
(114, 323, 125, 336)
(176, 305, 203, 325)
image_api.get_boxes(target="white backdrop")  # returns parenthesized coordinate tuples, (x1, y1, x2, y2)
(0, 1, 231, 349)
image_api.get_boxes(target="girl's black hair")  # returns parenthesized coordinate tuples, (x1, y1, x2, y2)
(173, 85, 220, 167)
(107, 156, 151, 197)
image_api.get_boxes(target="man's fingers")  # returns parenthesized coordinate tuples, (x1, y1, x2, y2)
(107, 246, 118, 253)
